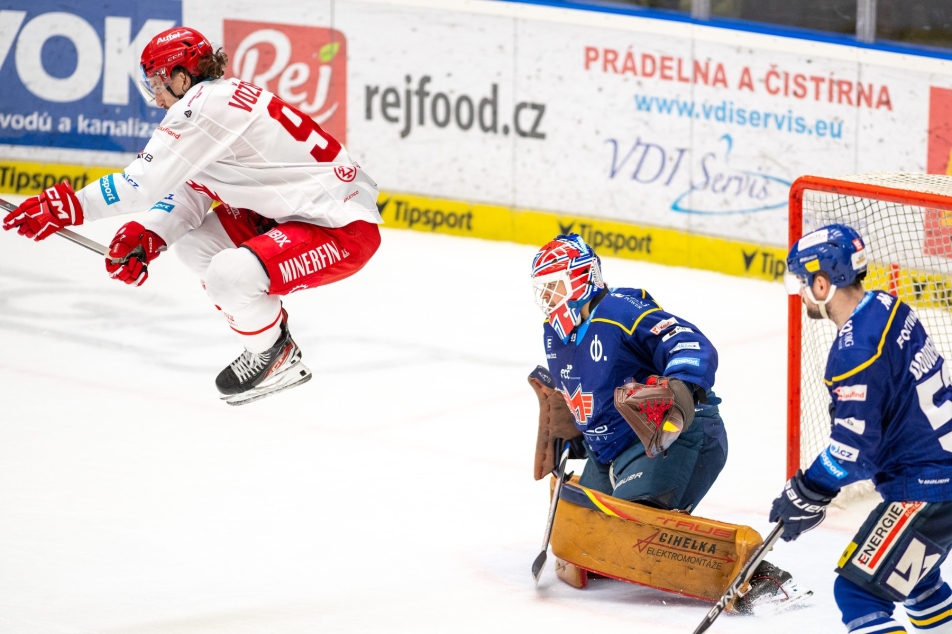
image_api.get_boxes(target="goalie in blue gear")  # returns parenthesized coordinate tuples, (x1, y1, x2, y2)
(772, 223, 952, 634)
(530, 233, 797, 610)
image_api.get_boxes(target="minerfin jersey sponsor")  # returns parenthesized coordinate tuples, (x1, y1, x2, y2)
(542, 287, 718, 463)
(76, 77, 382, 246)
(806, 290, 952, 501)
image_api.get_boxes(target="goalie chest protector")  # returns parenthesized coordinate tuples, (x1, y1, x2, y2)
(542, 287, 718, 464)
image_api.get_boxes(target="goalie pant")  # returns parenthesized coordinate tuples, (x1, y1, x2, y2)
(832, 499, 952, 634)
(577, 396, 726, 512)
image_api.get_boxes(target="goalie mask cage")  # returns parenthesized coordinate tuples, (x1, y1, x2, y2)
(788, 173, 952, 497)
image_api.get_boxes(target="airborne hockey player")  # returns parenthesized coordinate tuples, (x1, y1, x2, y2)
(528, 233, 796, 610)
(771, 224, 952, 633)
(3, 27, 382, 405)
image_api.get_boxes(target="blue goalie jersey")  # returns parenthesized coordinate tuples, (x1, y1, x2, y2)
(804, 290, 952, 501)
(542, 287, 718, 463)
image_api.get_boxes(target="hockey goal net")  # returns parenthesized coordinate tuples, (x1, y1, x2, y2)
(788, 173, 952, 500)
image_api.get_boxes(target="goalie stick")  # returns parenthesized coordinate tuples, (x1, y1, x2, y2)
(691, 520, 785, 634)
(531, 440, 572, 584)
(0, 196, 109, 256)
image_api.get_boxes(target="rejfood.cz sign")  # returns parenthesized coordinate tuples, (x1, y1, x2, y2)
(0, 1, 181, 152)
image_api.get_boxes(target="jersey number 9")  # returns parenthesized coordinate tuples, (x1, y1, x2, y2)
(267, 96, 343, 164)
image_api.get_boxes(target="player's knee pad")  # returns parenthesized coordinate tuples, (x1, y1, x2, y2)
(204, 247, 270, 310)
(173, 215, 235, 277)
(834, 575, 902, 631)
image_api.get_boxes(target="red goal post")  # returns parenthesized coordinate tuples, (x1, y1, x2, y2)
(787, 173, 952, 483)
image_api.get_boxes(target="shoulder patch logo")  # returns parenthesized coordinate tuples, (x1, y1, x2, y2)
(672, 342, 701, 352)
(662, 326, 693, 342)
(829, 441, 859, 462)
(334, 165, 358, 182)
(834, 384, 867, 401)
(834, 417, 866, 434)
(650, 317, 678, 335)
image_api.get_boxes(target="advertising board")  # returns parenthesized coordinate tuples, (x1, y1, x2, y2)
(0, 1, 180, 152)
(4, 0, 952, 279)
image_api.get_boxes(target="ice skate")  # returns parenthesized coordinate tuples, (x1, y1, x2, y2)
(215, 316, 312, 406)
(733, 560, 813, 615)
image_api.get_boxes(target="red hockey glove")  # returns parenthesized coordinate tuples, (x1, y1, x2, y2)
(2, 182, 84, 241)
(106, 221, 166, 286)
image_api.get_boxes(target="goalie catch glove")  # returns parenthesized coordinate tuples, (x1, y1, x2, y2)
(613, 376, 695, 458)
(528, 366, 582, 480)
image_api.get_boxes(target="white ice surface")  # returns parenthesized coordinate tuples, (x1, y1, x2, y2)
(1, 201, 947, 633)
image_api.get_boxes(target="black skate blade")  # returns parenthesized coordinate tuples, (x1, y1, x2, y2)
(221, 364, 312, 406)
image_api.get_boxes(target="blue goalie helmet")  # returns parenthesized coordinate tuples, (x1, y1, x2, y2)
(786, 223, 868, 293)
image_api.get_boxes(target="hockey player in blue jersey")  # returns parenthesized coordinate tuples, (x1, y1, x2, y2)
(530, 233, 727, 512)
(771, 224, 952, 633)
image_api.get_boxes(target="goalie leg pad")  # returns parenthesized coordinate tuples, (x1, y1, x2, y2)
(550, 476, 764, 603)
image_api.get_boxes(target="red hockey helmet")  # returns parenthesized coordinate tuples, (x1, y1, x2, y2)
(138, 26, 211, 103)
(531, 233, 604, 341)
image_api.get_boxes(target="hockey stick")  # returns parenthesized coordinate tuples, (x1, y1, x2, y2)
(531, 440, 572, 584)
(0, 196, 109, 256)
(691, 520, 785, 634)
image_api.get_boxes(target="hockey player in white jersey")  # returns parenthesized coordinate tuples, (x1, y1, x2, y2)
(3, 26, 382, 405)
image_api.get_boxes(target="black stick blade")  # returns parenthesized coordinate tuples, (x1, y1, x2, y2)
(531, 550, 547, 584)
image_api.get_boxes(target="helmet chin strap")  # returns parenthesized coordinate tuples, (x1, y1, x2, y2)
(806, 284, 838, 320)
(165, 82, 186, 99)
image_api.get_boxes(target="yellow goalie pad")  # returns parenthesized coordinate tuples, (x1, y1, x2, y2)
(550, 476, 763, 604)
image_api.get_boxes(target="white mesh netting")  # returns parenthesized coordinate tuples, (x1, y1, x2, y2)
(796, 172, 952, 503)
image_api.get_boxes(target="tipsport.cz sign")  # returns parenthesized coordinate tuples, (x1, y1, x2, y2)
(0, 1, 180, 152)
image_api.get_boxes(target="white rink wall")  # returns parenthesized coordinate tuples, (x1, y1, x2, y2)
(3, 0, 952, 248)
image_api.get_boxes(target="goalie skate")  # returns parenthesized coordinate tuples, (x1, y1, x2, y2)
(733, 561, 813, 616)
(215, 317, 312, 406)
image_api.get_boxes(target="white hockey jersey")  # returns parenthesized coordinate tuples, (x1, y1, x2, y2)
(76, 77, 381, 245)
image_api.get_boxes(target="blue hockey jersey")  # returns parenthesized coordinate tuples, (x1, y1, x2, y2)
(542, 287, 718, 463)
(804, 290, 952, 501)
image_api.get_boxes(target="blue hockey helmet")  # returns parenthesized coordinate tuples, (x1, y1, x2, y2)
(531, 233, 604, 341)
(785, 224, 868, 295)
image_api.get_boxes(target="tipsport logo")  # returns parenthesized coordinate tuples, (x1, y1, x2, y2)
(224, 20, 347, 144)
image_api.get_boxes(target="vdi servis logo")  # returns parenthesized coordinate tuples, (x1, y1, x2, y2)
(606, 133, 790, 215)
